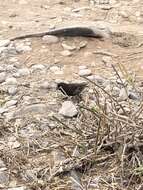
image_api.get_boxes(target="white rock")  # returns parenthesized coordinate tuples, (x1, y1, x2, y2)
(79, 69, 92, 76)
(78, 65, 87, 70)
(42, 35, 59, 44)
(0, 108, 8, 114)
(6, 65, 17, 72)
(4, 100, 17, 108)
(102, 56, 112, 67)
(5, 77, 17, 85)
(0, 170, 9, 185)
(59, 101, 78, 117)
(40, 81, 50, 89)
(50, 66, 63, 75)
(118, 88, 128, 101)
(0, 72, 6, 83)
(7, 86, 18, 95)
(16, 43, 32, 53)
(18, 68, 30, 76)
(62, 43, 76, 50)
(31, 64, 46, 72)
(0, 40, 10, 47)
(60, 50, 72, 56)
(0, 66, 5, 72)
(8, 187, 26, 190)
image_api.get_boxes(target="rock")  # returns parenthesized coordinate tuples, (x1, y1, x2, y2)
(87, 75, 104, 84)
(0, 40, 10, 47)
(78, 65, 87, 70)
(118, 88, 128, 101)
(4, 100, 17, 108)
(0, 72, 6, 83)
(0, 66, 5, 72)
(0, 159, 6, 168)
(59, 101, 78, 117)
(128, 92, 140, 100)
(31, 64, 46, 72)
(62, 43, 76, 50)
(102, 56, 112, 67)
(42, 35, 59, 44)
(8, 187, 26, 190)
(7, 86, 18, 95)
(6, 64, 17, 72)
(79, 69, 92, 76)
(15, 43, 32, 53)
(60, 50, 73, 56)
(50, 66, 63, 75)
(5, 77, 17, 85)
(0, 108, 8, 114)
(8, 137, 21, 149)
(0, 170, 9, 186)
(17, 68, 30, 77)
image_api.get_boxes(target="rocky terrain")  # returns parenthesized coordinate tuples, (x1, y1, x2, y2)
(0, 0, 143, 189)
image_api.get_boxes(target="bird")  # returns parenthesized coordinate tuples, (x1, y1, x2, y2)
(57, 82, 87, 96)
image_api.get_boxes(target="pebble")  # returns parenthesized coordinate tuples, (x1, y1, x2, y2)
(128, 92, 140, 100)
(102, 56, 112, 67)
(78, 69, 92, 76)
(50, 66, 63, 75)
(5, 77, 17, 85)
(60, 50, 73, 56)
(42, 35, 59, 44)
(0, 170, 9, 186)
(118, 88, 128, 101)
(0, 66, 5, 72)
(0, 39, 10, 47)
(87, 75, 104, 84)
(0, 108, 8, 114)
(0, 72, 6, 83)
(31, 64, 46, 72)
(15, 43, 32, 53)
(8, 187, 26, 190)
(6, 64, 17, 72)
(78, 65, 87, 70)
(62, 43, 76, 50)
(7, 86, 18, 95)
(59, 101, 78, 117)
(17, 68, 30, 77)
(4, 100, 17, 108)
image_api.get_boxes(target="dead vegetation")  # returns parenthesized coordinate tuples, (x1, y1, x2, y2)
(0, 65, 143, 190)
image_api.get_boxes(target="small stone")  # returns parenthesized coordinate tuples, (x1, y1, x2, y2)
(0, 171, 9, 186)
(7, 86, 18, 95)
(60, 50, 72, 56)
(128, 92, 140, 100)
(4, 100, 17, 108)
(8, 187, 26, 190)
(15, 43, 32, 53)
(18, 68, 30, 77)
(0, 108, 8, 114)
(0, 72, 6, 83)
(50, 66, 63, 75)
(87, 75, 104, 84)
(5, 77, 17, 85)
(62, 43, 76, 50)
(119, 11, 129, 18)
(0, 159, 6, 168)
(118, 88, 128, 101)
(0, 66, 5, 72)
(102, 56, 112, 67)
(42, 35, 59, 44)
(31, 64, 46, 72)
(78, 65, 87, 70)
(0, 40, 10, 47)
(59, 101, 78, 117)
(79, 69, 92, 76)
(6, 64, 17, 72)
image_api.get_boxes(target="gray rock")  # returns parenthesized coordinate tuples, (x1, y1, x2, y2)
(0, 170, 9, 186)
(0, 108, 8, 114)
(40, 81, 51, 89)
(5, 77, 17, 85)
(42, 35, 59, 44)
(79, 69, 92, 76)
(6, 64, 17, 72)
(0, 40, 10, 47)
(4, 100, 17, 107)
(7, 86, 18, 95)
(0, 72, 6, 83)
(59, 101, 78, 117)
(0, 159, 6, 168)
(87, 75, 104, 84)
(128, 92, 140, 100)
(0, 66, 5, 72)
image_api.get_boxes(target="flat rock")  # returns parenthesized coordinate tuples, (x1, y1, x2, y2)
(60, 50, 73, 56)
(5, 77, 17, 85)
(4, 100, 17, 108)
(17, 68, 30, 77)
(79, 69, 92, 76)
(7, 86, 18, 95)
(0, 39, 10, 47)
(0, 72, 6, 83)
(59, 101, 78, 117)
(42, 35, 59, 44)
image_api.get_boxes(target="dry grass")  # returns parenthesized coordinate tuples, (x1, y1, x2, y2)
(0, 66, 143, 190)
